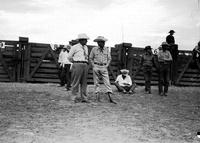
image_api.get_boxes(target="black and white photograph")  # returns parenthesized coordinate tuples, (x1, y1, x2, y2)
(0, 0, 200, 142)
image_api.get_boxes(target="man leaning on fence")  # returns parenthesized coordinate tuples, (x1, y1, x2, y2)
(89, 36, 116, 104)
(67, 33, 90, 103)
(158, 42, 173, 96)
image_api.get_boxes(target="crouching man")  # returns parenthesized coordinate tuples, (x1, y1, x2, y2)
(114, 69, 136, 94)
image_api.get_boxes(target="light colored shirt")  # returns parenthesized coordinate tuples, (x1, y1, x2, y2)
(68, 43, 88, 62)
(194, 45, 200, 53)
(115, 74, 132, 87)
(58, 50, 72, 66)
(158, 50, 172, 62)
(89, 46, 111, 66)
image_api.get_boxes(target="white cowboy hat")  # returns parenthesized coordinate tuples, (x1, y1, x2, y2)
(161, 42, 169, 46)
(76, 33, 90, 40)
(120, 69, 129, 74)
(63, 45, 71, 50)
(94, 36, 108, 42)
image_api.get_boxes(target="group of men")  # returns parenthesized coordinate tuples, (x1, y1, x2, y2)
(58, 34, 118, 103)
(57, 30, 200, 103)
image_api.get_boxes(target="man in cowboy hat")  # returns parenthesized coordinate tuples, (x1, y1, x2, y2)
(89, 36, 116, 104)
(68, 33, 90, 103)
(166, 30, 179, 84)
(114, 69, 136, 94)
(166, 30, 175, 45)
(140, 46, 155, 94)
(158, 42, 172, 96)
(58, 45, 72, 90)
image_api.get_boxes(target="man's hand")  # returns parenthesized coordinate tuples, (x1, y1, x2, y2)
(123, 83, 131, 86)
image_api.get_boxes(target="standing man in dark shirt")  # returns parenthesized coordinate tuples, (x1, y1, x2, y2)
(140, 46, 155, 94)
(166, 30, 175, 45)
(166, 30, 179, 84)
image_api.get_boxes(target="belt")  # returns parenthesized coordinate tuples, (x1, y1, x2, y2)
(73, 61, 88, 64)
(94, 62, 107, 66)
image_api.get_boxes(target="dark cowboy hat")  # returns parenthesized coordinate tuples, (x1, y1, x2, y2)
(144, 46, 152, 50)
(169, 30, 175, 33)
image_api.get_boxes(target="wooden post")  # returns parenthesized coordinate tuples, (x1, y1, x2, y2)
(24, 44, 31, 81)
(124, 43, 133, 75)
(18, 37, 29, 82)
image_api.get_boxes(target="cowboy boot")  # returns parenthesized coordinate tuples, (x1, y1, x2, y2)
(96, 92, 101, 102)
(107, 92, 117, 104)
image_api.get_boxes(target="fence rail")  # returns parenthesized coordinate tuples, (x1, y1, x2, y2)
(0, 39, 200, 86)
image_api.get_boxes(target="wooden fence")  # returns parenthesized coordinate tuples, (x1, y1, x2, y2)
(0, 38, 200, 86)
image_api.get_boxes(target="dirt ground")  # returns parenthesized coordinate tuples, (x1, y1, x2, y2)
(0, 82, 200, 143)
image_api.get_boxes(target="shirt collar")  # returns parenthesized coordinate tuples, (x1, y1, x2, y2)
(98, 46, 105, 51)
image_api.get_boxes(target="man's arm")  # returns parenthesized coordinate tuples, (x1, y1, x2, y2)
(67, 46, 75, 62)
(166, 51, 173, 61)
(106, 47, 111, 67)
(89, 48, 95, 67)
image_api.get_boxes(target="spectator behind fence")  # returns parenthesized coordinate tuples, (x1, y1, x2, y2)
(166, 30, 179, 84)
(166, 30, 175, 45)
(58, 45, 72, 90)
(68, 33, 90, 103)
(114, 69, 136, 94)
(89, 36, 116, 104)
(158, 42, 173, 96)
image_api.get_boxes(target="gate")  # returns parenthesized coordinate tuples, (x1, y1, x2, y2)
(0, 40, 18, 82)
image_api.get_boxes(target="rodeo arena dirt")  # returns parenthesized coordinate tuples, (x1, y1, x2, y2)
(0, 38, 200, 143)
(0, 83, 200, 143)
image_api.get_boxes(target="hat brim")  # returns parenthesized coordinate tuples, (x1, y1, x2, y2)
(94, 39, 107, 42)
(120, 69, 129, 74)
(77, 38, 89, 40)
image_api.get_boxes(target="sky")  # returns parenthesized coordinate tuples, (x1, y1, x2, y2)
(0, 0, 200, 50)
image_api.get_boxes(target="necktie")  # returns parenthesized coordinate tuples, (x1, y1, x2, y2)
(82, 46, 88, 61)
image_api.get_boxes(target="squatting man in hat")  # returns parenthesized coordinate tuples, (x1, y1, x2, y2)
(89, 36, 116, 104)
(114, 69, 136, 94)
(158, 42, 172, 96)
(68, 33, 90, 103)
(57, 45, 72, 90)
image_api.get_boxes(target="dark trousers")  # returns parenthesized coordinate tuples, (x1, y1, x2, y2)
(58, 64, 71, 88)
(143, 66, 152, 92)
(158, 64, 170, 94)
(169, 44, 178, 84)
(114, 82, 136, 92)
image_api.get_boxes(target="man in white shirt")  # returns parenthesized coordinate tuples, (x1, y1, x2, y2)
(158, 42, 173, 96)
(58, 45, 72, 90)
(67, 33, 90, 103)
(89, 36, 116, 104)
(114, 69, 136, 94)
